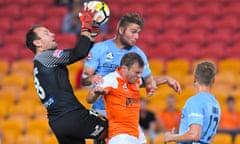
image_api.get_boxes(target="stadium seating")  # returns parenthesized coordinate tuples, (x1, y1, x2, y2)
(225, 45, 240, 58)
(45, 6, 68, 20)
(181, 30, 207, 46)
(21, 5, 46, 20)
(19, 49, 35, 60)
(166, 59, 191, 76)
(222, 1, 240, 17)
(2, 73, 27, 90)
(171, 2, 196, 19)
(16, 133, 42, 144)
(188, 15, 214, 32)
(11, 59, 33, 76)
(214, 15, 239, 31)
(74, 89, 92, 109)
(1, 119, 25, 139)
(0, 17, 13, 35)
(26, 119, 51, 138)
(171, 43, 199, 61)
(0, 46, 20, 63)
(148, 59, 164, 76)
(1, 1, 240, 143)
(8, 102, 35, 119)
(0, 60, 9, 76)
(163, 15, 189, 33)
(43, 134, 58, 144)
(28, 0, 54, 6)
(0, 102, 9, 119)
(42, 16, 63, 34)
(218, 59, 240, 74)
(0, 4, 21, 20)
(234, 133, 240, 144)
(56, 33, 78, 49)
(18, 89, 40, 105)
(144, 2, 171, 18)
(152, 133, 165, 144)
(5, 0, 29, 7)
(195, 2, 221, 18)
(12, 17, 37, 32)
(4, 31, 26, 48)
(212, 133, 232, 144)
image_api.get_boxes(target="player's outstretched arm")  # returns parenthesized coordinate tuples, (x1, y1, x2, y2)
(154, 75, 181, 94)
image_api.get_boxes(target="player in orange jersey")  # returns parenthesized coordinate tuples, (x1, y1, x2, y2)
(87, 52, 180, 144)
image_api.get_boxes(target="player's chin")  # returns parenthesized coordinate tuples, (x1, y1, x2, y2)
(53, 43, 58, 48)
(130, 40, 136, 46)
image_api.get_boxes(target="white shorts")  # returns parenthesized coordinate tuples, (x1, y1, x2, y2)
(94, 109, 107, 117)
(108, 134, 140, 144)
(94, 109, 146, 144)
(138, 125, 147, 144)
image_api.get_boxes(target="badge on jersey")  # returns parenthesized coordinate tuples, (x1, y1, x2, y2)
(105, 52, 113, 62)
(87, 53, 92, 60)
(53, 50, 63, 58)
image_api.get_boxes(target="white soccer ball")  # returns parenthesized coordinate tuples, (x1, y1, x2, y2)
(86, 1, 110, 26)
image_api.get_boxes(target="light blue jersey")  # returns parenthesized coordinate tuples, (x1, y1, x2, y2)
(178, 92, 221, 144)
(85, 39, 151, 110)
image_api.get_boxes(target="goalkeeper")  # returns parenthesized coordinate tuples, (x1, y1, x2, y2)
(25, 3, 107, 144)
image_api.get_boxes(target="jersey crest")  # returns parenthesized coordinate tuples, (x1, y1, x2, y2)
(53, 49, 63, 58)
(105, 52, 113, 62)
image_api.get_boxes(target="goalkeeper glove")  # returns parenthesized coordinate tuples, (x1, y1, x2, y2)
(79, 2, 100, 37)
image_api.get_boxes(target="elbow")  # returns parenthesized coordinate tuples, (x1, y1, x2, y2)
(86, 97, 95, 104)
(189, 132, 201, 142)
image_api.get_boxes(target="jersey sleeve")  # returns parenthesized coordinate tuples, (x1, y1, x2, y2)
(185, 98, 204, 126)
(84, 42, 106, 70)
(136, 49, 151, 78)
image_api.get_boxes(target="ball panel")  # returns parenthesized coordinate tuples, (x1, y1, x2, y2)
(86, 1, 110, 26)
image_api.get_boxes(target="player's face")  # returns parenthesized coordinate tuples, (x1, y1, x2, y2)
(120, 23, 141, 48)
(125, 63, 143, 84)
(34, 27, 58, 50)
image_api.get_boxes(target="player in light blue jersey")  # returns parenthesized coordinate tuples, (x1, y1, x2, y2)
(81, 13, 181, 144)
(164, 61, 221, 144)
(83, 39, 151, 112)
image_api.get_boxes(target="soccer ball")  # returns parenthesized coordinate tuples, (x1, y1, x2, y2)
(86, 1, 110, 26)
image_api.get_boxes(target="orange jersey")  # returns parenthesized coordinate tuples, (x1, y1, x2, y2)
(158, 109, 181, 131)
(101, 68, 142, 139)
(219, 111, 240, 130)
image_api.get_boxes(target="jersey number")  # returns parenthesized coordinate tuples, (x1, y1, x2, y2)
(203, 115, 219, 141)
(33, 67, 46, 100)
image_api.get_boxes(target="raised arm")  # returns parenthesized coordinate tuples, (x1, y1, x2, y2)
(154, 75, 181, 94)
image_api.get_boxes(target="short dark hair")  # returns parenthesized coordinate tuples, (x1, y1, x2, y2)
(226, 96, 235, 103)
(117, 13, 144, 30)
(120, 52, 144, 69)
(25, 24, 42, 54)
(194, 61, 216, 86)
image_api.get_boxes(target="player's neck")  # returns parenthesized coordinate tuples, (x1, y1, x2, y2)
(195, 84, 211, 94)
(114, 38, 124, 49)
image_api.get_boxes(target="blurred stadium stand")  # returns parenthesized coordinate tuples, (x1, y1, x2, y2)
(0, 0, 240, 143)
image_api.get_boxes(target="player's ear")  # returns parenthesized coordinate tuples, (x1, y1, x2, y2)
(121, 65, 127, 72)
(33, 39, 41, 47)
(193, 76, 197, 83)
(119, 26, 124, 35)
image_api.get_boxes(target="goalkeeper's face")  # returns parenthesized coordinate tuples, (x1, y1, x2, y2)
(120, 23, 141, 48)
(34, 27, 58, 51)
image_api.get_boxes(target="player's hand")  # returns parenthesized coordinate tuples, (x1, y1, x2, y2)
(79, 2, 99, 37)
(167, 77, 181, 94)
(94, 86, 106, 95)
(91, 74, 103, 85)
(145, 76, 158, 97)
(164, 128, 176, 143)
